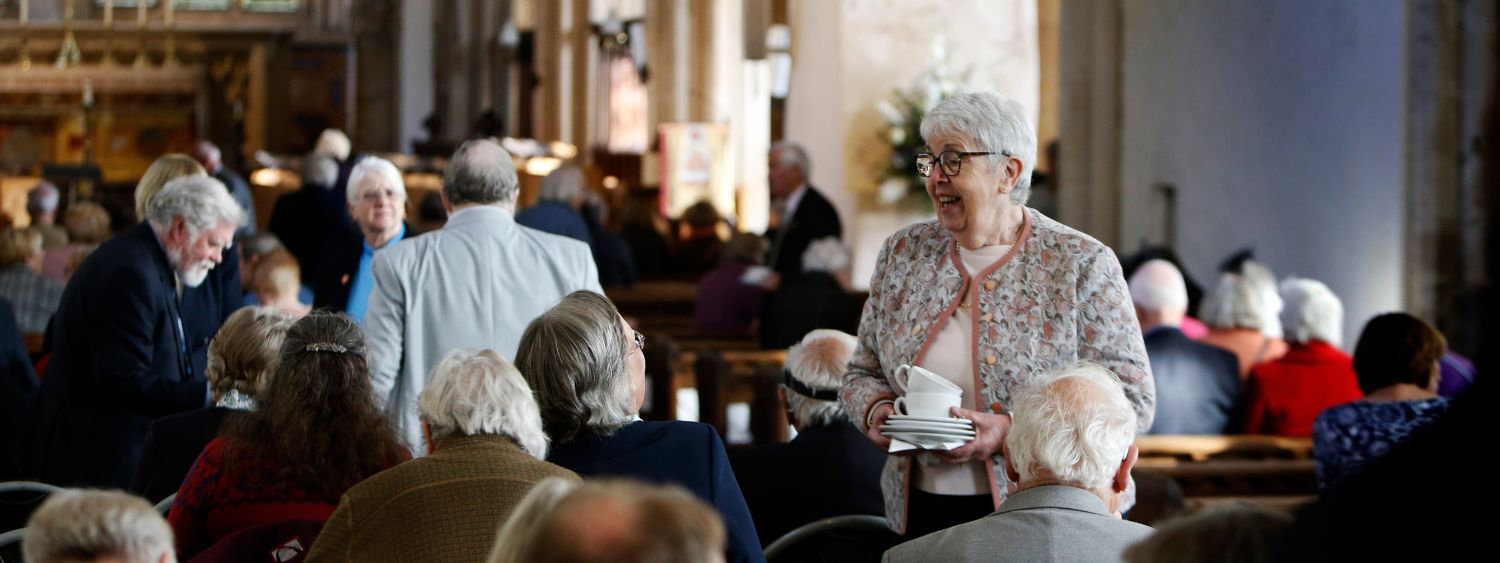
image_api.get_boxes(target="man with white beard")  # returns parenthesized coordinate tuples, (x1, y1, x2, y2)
(33, 176, 244, 488)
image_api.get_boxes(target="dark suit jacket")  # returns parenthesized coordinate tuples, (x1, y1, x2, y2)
(130, 406, 234, 502)
(0, 298, 37, 480)
(767, 187, 842, 279)
(306, 435, 579, 563)
(547, 421, 766, 563)
(32, 223, 208, 487)
(269, 185, 350, 287)
(311, 226, 366, 312)
(729, 421, 887, 545)
(1144, 326, 1242, 435)
(760, 272, 863, 349)
(181, 245, 243, 380)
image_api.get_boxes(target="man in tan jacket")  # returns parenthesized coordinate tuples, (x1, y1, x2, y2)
(307, 349, 578, 562)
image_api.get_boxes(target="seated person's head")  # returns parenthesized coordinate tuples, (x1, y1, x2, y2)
(488, 478, 725, 563)
(1004, 362, 1140, 514)
(538, 164, 586, 206)
(721, 233, 766, 266)
(0, 228, 43, 272)
(1123, 502, 1290, 563)
(1353, 312, 1447, 395)
(1128, 259, 1190, 330)
(134, 154, 206, 222)
(801, 237, 850, 276)
(781, 329, 858, 430)
(248, 250, 303, 308)
(237, 232, 286, 287)
(1200, 259, 1281, 334)
(63, 201, 112, 245)
(680, 201, 723, 240)
(300, 153, 340, 191)
(515, 291, 644, 444)
(419, 348, 550, 458)
(207, 306, 294, 407)
(23, 490, 176, 563)
(1279, 277, 1343, 347)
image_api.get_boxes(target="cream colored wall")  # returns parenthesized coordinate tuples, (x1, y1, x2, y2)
(785, 0, 1039, 288)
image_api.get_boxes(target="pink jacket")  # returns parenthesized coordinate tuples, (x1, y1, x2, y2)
(840, 208, 1155, 533)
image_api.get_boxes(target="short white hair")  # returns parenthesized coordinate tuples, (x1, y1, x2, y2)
(314, 128, 352, 161)
(784, 329, 857, 426)
(1006, 362, 1138, 491)
(28, 181, 60, 215)
(419, 348, 550, 458)
(346, 156, 408, 207)
(23, 489, 175, 563)
(920, 90, 1038, 205)
(145, 176, 246, 237)
(801, 237, 850, 274)
(1200, 260, 1282, 334)
(300, 153, 340, 189)
(538, 164, 585, 204)
(771, 141, 811, 178)
(445, 139, 520, 207)
(1279, 277, 1343, 347)
(1129, 259, 1189, 314)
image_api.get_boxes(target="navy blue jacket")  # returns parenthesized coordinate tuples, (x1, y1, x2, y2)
(766, 187, 842, 280)
(0, 298, 37, 480)
(729, 421, 887, 545)
(547, 420, 765, 563)
(130, 406, 233, 503)
(1144, 326, 1243, 434)
(516, 202, 593, 245)
(181, 242, 243, 380)
(32, 223, 208, 487)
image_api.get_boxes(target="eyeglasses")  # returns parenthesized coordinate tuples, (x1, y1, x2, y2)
(630, 330, 646, 352)
(914, 151, 1004, 178)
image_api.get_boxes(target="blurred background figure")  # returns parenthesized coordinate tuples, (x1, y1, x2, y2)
(694, 233, 766, 332)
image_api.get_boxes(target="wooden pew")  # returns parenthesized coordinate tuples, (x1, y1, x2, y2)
(1135, 435, 1318, 500)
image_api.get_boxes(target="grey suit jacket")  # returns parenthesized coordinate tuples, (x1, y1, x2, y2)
(883, 485, 1153, 563)
(365, 205, 601, 455)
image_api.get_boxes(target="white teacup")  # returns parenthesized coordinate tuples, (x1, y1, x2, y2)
(896, 365, 962, 395)
(894, 392, 962, 418)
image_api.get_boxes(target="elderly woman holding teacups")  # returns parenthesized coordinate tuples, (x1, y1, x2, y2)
(842, 90, 1155, 537)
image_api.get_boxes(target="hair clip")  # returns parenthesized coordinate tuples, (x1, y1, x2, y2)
(304, 343, 349, 354)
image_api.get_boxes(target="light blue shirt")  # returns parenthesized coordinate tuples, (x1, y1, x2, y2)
(346, 224, 407, 323)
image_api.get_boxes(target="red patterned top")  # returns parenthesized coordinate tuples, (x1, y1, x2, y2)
(166, 437, 404, 559)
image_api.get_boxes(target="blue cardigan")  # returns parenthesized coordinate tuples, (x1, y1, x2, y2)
(547, 420, 765, 563)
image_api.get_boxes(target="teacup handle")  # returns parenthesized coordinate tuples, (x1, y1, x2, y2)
(893, 397, 909, 416)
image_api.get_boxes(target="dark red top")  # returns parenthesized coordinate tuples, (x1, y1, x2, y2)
(1243, 341, 1364, 437)
(167, 437, 404, 560)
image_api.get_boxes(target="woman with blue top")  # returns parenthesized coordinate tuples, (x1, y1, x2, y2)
(1314, 312, 1451, 489)
(314, 156, 409, 322)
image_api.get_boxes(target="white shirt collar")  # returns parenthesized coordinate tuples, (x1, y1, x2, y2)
(783, 184, 810, 221)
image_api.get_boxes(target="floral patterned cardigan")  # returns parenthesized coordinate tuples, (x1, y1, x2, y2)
(840, 207, 1155, 534)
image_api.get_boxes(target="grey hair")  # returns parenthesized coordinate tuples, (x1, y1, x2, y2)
(515, 291, 637, 444)
(346, 156, 408, 207)
(538, 164, 585, 204)
(1279, 277, 1343, 347)
(420, 348, 551, 458)
(1200, 260, 1282, 333)
(771, 141, 812, 178)
(239, 232, 285, 261)
(1129, 259, 1189, 313)
(920, 90, 1038, 205)
(801, 237, 850, 274)
(488, 477, 580, 563)
(27, 182, 60, 215)
(145, 176, 246, 237)
(445, 138, 520, 207)
(314, 128, 352, 161)
(784, 329, 857, 427)
(1006, 362, 1138, 491)
(300, 153, 340, 189)
(22, 489, 175, 563)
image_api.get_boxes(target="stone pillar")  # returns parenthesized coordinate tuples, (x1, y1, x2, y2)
(1056, 0, 1121, 246)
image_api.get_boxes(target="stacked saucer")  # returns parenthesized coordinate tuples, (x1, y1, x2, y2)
(881, 415, 975, 450)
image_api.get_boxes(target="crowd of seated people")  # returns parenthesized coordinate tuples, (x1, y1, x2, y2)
(0, 111, 1487, 563)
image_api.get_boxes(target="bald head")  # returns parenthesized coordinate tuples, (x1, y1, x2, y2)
(1129, 259, 1188, 330)
(490, 479, 726, 563)
(191, 141, 223, 173)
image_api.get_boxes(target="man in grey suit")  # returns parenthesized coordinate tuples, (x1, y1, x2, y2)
(883, 363, 1154, 563)
(365, 139, 601, 456)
